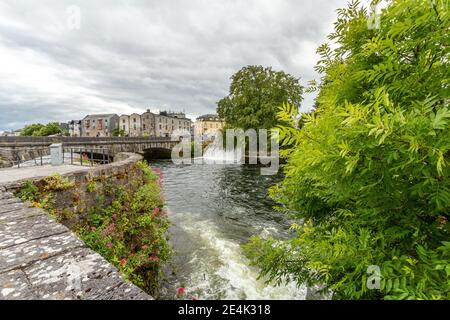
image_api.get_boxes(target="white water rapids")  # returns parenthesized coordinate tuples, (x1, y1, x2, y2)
(154, 144, 306, 300)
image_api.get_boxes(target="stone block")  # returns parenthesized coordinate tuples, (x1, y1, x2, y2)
(50, 143, 63, 166)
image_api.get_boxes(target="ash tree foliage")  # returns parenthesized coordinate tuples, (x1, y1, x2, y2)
(243, 0, 450, 300)
(217, 65, 303, 130)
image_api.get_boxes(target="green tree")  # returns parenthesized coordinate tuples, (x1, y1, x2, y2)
(244, 0, 449, 300)
(36, 122, 63, 136)
(217, 65, 303, 130)
(21, 122, 63, 136)
(112, 128, 126, 137)
(21, 123, 44, 136)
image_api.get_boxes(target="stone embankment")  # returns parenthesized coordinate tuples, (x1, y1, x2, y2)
(0, 153, 151, 300)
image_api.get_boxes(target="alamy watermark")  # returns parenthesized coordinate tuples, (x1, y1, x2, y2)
(170, 128, 280, 175)
(366, 265, 381, 290)
(66, 5, 81, 31)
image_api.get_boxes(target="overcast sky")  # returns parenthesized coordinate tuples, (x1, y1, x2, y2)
(0, 0, 361, 131)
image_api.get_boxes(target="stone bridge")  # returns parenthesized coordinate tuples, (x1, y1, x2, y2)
(0, 136, 180, 167)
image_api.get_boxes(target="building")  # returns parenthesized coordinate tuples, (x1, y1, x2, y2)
(68, 120, 82, 137)
(154, 111, 170, 137)
(59, 123, 69, 134)
(0, 131, 10, 136)
(194, 114, 224, 137)
(119, 115, 130, 135)
(79, 110, 191, 138)
(167, 112, 191, 136)
(128, 113, 142, 137)
(141, 109, 155, 137)
(153, 111, 191, 138)
(82, 114, 119, 137)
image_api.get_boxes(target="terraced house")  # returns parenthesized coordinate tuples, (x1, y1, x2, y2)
(68, 120, 82, 137)
(119, 110, 192, 138)
(194, 114, 224, 138)
(82, 114, 119, 137)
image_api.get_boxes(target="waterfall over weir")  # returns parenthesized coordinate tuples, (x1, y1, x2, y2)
(202, 141, 244, 164)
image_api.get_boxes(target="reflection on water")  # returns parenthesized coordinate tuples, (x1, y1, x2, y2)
(150, 161, 306, 300)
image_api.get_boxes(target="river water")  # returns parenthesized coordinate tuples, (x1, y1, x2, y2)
(149, 160, 306, 300)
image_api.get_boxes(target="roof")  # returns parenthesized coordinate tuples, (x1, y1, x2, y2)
(82, 114, 119, 119)
(196, 114, 221, 121)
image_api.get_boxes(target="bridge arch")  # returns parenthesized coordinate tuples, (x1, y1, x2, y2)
(142, 147, 172, 160)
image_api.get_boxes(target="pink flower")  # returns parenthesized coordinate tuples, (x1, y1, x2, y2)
(112, 214, 117, 221)
(177, 287, 185, 295)
(101, 223, 115, 237)
(148, 255, 159, 262)
(119, 258, 128, 267)
(106, 242, 113, 248)
(152, 207, 160, 218)
(192, 296, 198, 301)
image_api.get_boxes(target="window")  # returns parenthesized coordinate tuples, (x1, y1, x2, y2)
(134, 124, 136, 130)
(143, 124, 146, 130)
(134, 118, 137, 123)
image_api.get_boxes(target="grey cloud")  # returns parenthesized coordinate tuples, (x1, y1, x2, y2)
(0, 0, 353, 131)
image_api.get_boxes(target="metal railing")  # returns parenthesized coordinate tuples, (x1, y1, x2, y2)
(0, 147, 49, 168)
(63, 147, 112, 166)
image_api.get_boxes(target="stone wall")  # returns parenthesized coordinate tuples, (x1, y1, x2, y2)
(3, 152, 171, 298)
(0, 153, 157, 300)
(4, 153, 144, 229)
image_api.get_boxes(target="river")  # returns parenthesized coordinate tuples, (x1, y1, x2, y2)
(148, 160, 306, 300)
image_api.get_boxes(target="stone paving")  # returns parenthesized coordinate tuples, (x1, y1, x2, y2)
(0, 165, 91, 186)
(0, 167, 151, 300)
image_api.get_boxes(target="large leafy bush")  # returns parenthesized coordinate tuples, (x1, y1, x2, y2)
(244, 0, 449, 299)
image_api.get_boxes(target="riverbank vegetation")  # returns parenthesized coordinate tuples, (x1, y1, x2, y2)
(78, 161, 171, 295)
(244, 0, 449, 300)
(19, 161, 171, 296)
